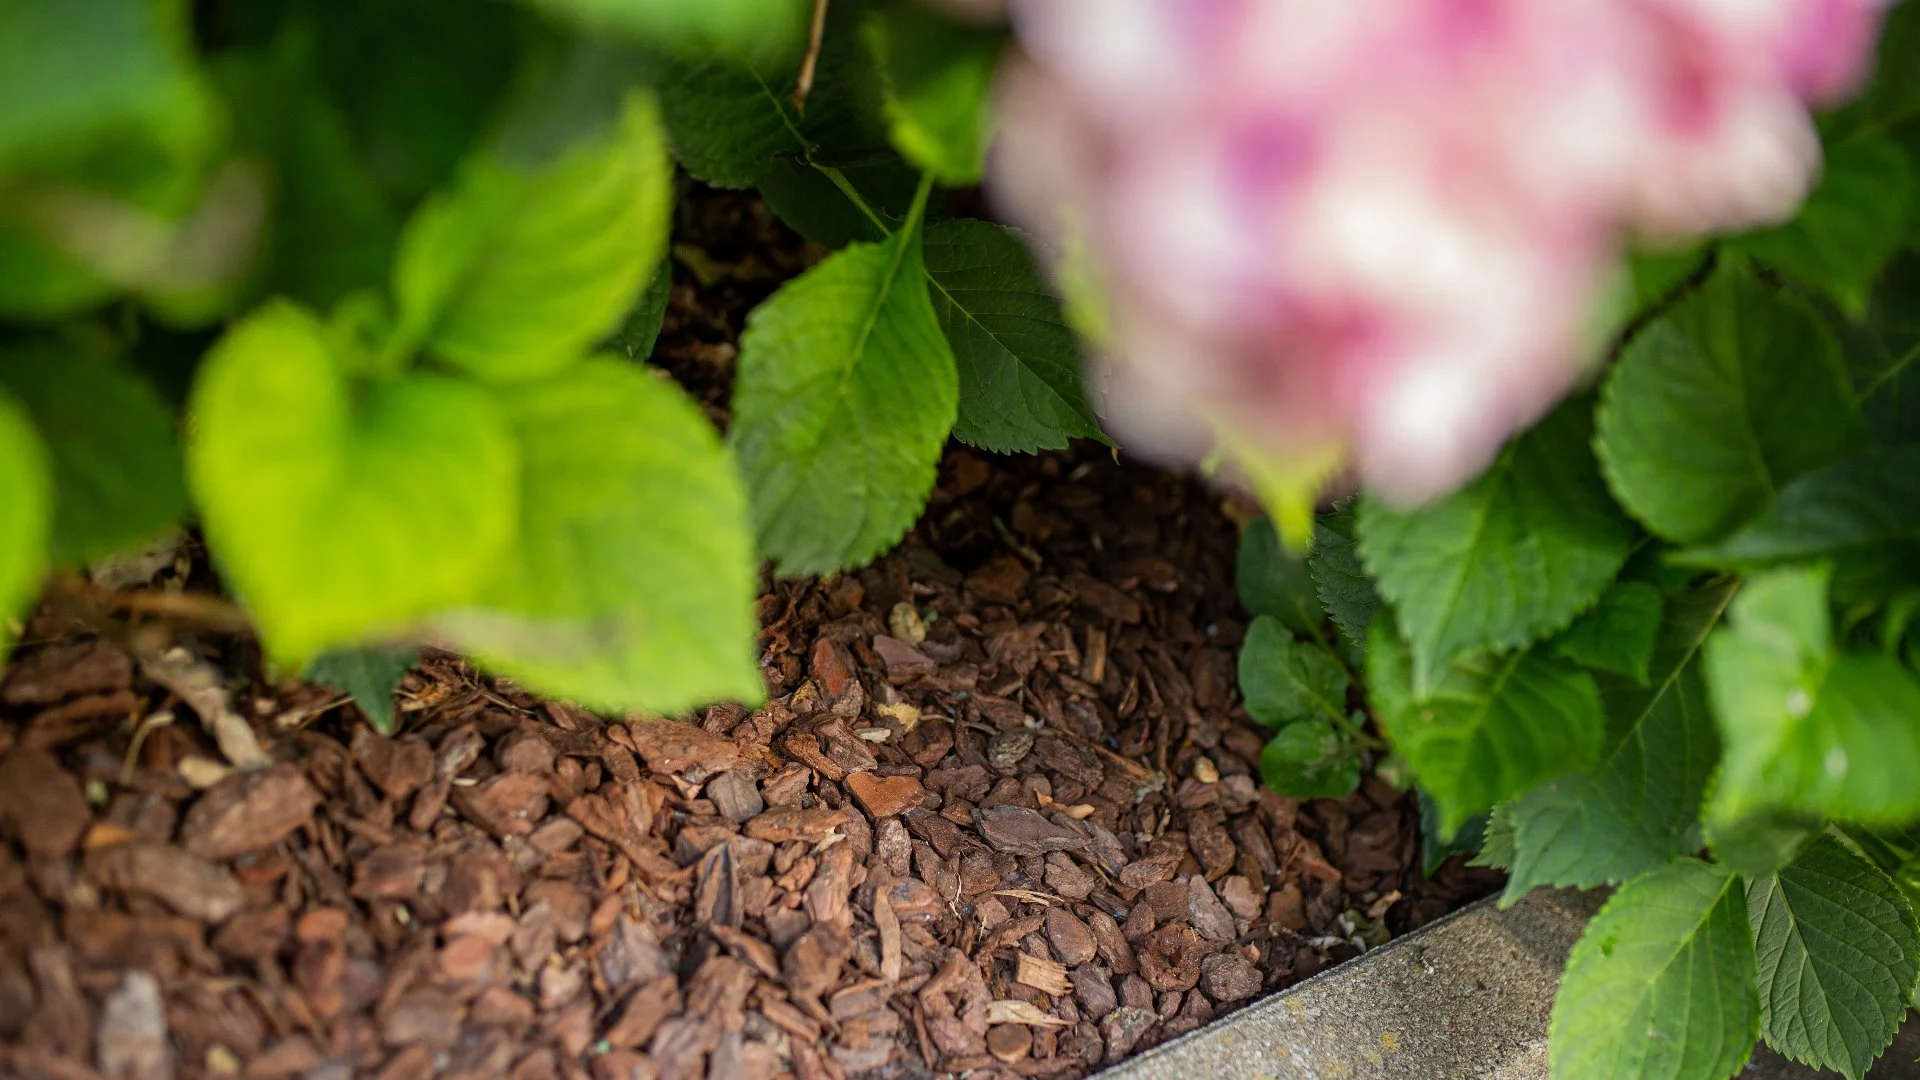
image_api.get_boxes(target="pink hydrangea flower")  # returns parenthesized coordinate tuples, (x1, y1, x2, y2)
(989, 0, 1886, 510)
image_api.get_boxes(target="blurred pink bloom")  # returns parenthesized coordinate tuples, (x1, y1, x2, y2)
(989, 0, 1886, 507)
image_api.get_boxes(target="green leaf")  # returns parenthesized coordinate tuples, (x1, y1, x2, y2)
(1707, 811, 1817, 880)
(1679, 446, 1920, 567)
(1360, 399, 1635, 682)
(1472, 802, 1516, 870)
(1368, 626, 1606, 836)
(0, 392, 51, 644)
(0, 339, 185, 566)
(1422, 793, 1487, 874)
(1748, 835, 1920, 1080)
(1853, 251, 1920, 443)
(1237, 516, 1322, 636)
(211, 33, 398, 310)
(615, 257, 673, 360)
(655, 2, 885, 189)
(1308, 499, 1381, 654)
(729, 181, 958, 575)
(0, 0, 215, 176)
(393, 90, 673, 382)
(921, 218, 1105, 453)
(756, 153, 918, 249)
(1237, 616, 1348, 729)
(1550, 858, 1759, 1080)
(865, 4, 999, 185)
(437, 358, 763, 713)
(1500, 580, 1735, 904)
(1260, 720, 1361, 799)
(1706, 567, 1920, 826)
(1596, 261, 1866, 544)
(1551, 579, 1664, 683)
(187, 301, 519, 665)
(522, 0, 807, 63)
(305, 645, 417, 735)
(1730, 137, 1916, 309)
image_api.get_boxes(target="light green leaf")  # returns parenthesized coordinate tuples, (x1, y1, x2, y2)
(439, 359, 762, 713)
(187, 301, 519, 664)
(615, 257, 673, 360)
(1730, 137, 1915, 310)
(306, 645, 417, 735)
(1748, 835, 1920, 1080)
(729, 182, 958, 575)
(1472, 802, 1516, 870)
(1360, 399, 1634, 682)
(393, 90, 673, 382)
(522, 0, 807, 63)
(1368, 626, 1606, 836)
(865, 4, 1000, 185)
(921, 218, 1105, 453)
(1706, 567, 1920, 826)
(1308, 499, 1381, 654)
(1237, 616, 1348, 729)
(1237, 516, 1322, 637)
(1260, 720, 1361, 800)
(1552, 579, 1665, 683)
(0, 340, 184, 566)
(1679, 445, 1920, 567)
(1500, 581, 1735, 904)
(1596, 261, 1866, 544)
(1550, 858, 1759, 1080)
(0, 392, 52, 645)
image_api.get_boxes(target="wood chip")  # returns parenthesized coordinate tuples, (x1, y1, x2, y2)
(1015, 952, 1070, 997)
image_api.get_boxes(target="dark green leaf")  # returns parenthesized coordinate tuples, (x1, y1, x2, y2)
(1730, 138, 1915, 309)
(1748, 835, 1920, 1080)
(394, 91, 674, 381)
(1706, 811, 1817, 880)
(1596, 261, 1865, 543)
(1236, 517, 1322, 636)
(1308, 499, 1381, 653)
(212, 35, 398, 309)
(1422, 793, 1486, 874)
(1552, 580, 1664, 683)
(615, 257, 673, 360)
(756, 153, 915, 249)
(1259, 720, 1361, 800)
(1361, 399, 1635, 682)
(1680, 446, 1920, 567)
(187, 301, 520, 665)
(1500, 580, 1735, 904)
(1368, 625, 1606, 836)
(1550, 859, 1759, 1080)
(865, 4, 1000, 185)
(922, 219, 1105, 453)
(1237, 616, 1347, 729)
(729, 186, 957, 575)
(436, 359, 763, 713)
(0, 339, 185, 566)
(305, 645, 417, 734)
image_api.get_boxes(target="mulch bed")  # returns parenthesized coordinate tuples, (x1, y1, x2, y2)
(0, 187, 1499, 1080)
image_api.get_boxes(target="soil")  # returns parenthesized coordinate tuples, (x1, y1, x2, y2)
(0, 187, 1499, 1080)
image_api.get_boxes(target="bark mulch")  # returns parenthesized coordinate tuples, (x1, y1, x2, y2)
(0, 188, 1498, 1080)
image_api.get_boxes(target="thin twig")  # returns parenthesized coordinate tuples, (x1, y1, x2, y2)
(792, 0, 831, 114)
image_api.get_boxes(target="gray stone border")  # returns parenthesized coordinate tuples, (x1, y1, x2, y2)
(1091, 888, 1920, 1079)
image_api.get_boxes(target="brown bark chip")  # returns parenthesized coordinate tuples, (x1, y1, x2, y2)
(843, 772, 923, 818)
(0, 748, 89, 856)
(179, 763, 318, 860)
